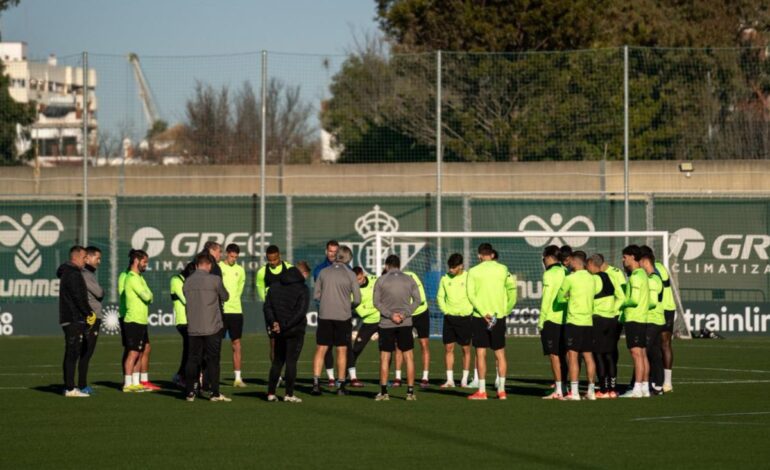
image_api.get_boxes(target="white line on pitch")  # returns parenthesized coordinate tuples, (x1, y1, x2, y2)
(632, 411, 770, 422)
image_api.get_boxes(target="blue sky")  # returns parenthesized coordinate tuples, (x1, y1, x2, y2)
(1, 1, 381, 142)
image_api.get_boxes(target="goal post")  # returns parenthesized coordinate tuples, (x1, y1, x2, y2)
(372, 230, 691, 339)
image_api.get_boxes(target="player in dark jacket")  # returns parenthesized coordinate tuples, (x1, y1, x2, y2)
(264, 263, 311, 402)
(57, 246, 95, 397)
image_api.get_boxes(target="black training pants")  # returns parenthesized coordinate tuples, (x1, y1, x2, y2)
(77, 320, 100, 389)
(186, 334, 222, 396)
(176, 325, 189, 378)
(646, 324, 664, 387)
(62, 323, 84, 391)
(269, 332, 305, 396)
(349, 323, 379, 368)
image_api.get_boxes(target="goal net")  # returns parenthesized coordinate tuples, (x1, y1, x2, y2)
(372, 230, 691, 339)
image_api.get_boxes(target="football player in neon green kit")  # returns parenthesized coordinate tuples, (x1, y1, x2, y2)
(220, 244, 247, 387)
(348, 266, 380, 387)
(466, 243, 517, 400)
(587, 253, 626, 398)
(620, 245, 650, 398)
(556, 251, 597, 401)
(640, 245, 665, 395)
(437, 253, 474, 388)
(121, 249, 153, 393)
(539, 245, 567, 399)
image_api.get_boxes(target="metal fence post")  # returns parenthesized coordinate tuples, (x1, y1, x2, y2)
(623, 45, 630, 243)
(82, 51, 89, 246)
(435, 50, 443, 269)
(286, 195, 293, 264)
(259, 50, 267, 267)
(463, 195, 471, 269)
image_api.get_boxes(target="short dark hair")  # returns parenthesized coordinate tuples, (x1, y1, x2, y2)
(326, 240, 339, 249)
(85, 246, 101, 256)
(385, 254, 400, 269)
(69, 245, 85, 256)
(622, 244, 642, 261)
(639, 245, 655, 263)
(204, 241, 221, 252)
(266, 245, 280, 256)
(226, 243, 240, 254)
(447, 253, 463, 269)
(181, 261, 197, 278)
(296, 260, 311, 275)
(128, 248, 148, 265)
(335, 245, 353, 264)
(572, 250, 587, 264)
(559, 245, 573, 263)
(195, 253, 212, 266)
(491, 249, 499, 260)
(542, 245, 560, 260)
(588, 253, 605, 266)
(478, 243, 494, 256)
(352, 266, 365, 276)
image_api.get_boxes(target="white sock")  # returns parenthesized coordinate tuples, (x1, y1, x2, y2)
(495, 374, 501, 388)
(348, 367, 357, 380)
(642, 381, 649, 392)
(446, 370, 454, 383)
(326, 368, 335, 380)
(234, 370, 242, 381)
(132, 372, 140, 386)
(478, 379, 486, 393)
(588, 383, 595, 393)
(395, 370, 402, 380)
(140, 372, 148, 382)
(571, 381, 579, 396)
(555, 381, 562, 394)
(461, 370, 469, 384)
(124, 375, 132, 387)
(664, 369, 672, 386)
(422, 370, 429, 381)
(473, 369, 479, 382)
(498, 377, 506, 392)
(633, 382, 643, 393)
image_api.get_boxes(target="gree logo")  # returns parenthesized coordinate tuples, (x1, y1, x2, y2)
(131, 227, 165, 258)
(670, 228, 706, 261)
(518, 213, 595, 247)
(0, 214, 64, 275)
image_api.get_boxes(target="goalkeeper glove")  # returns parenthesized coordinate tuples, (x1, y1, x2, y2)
(86, 312, 97, 327)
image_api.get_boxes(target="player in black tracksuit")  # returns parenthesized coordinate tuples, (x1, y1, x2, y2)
(57, 246, 94, 395)
(264, 265, 311, 400)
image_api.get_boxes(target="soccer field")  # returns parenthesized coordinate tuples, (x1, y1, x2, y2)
(1, 335, 769, 469)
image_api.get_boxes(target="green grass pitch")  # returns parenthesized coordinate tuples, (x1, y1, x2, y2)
(1, 334, 769, 469)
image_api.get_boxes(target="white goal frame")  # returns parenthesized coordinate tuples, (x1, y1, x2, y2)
(373, 230, 691, 339)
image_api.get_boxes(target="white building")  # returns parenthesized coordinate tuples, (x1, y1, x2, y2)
(1, 41, 97, 165)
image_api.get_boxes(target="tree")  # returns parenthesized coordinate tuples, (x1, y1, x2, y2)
(322, 0, 770, 162)
(0, 59, 35, 164)
(184, 79, 314, 164)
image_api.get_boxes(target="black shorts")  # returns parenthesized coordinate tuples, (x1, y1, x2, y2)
(540, 321, 563, 355)
(123, 321, 148, 352)
(316, 318, 352, 347)
(443, 316, 472, 346)
(592, 316, 620, 354)
(624, 321, 647, 349)
(223, 314, 244, 340)
(412, 311, 430, 339)
(471, 316, 506, 351)
(662, 310, 675, 333)
(378, 326, 414, 353)
(564, 324, 594, 352)
(646, 323, 663, 350)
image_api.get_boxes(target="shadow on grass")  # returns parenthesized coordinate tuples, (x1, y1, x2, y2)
(31, 384, 64, 396)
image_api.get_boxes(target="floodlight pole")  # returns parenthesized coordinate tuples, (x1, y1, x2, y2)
(259, 50, 267, 266)
(435, 50, 443, 270)
(82, 51, 89, 246)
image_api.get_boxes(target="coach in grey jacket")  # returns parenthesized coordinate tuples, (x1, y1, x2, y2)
(78, 246, 104, 393)
(373, 254, 421, 401)
(311, 245, 361, 395)
(183, 253, 231, 402)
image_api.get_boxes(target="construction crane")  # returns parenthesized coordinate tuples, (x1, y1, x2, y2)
(127, 53, 162, 131)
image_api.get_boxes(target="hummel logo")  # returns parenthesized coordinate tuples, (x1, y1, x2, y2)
(0, 214, 64, 275)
